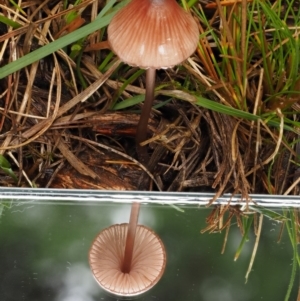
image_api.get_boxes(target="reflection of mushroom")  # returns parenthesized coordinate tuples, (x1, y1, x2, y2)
(108, 0, 199, 162)
(89, 203, 166, 297)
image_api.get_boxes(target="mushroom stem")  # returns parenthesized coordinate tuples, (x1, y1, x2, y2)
(135, 68, 156, 164)
(122, 202, 140, 273)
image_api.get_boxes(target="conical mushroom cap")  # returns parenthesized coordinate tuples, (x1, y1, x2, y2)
(108, 0, 199, 69)
(89, 224, 166, 297)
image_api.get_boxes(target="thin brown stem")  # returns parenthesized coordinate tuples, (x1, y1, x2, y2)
(136, 68, 156, 165)
(122, 202, 140, 273)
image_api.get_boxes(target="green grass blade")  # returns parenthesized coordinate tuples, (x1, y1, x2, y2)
(0, 155, 17, 182)
(249, 206, 289, 222)
(112, 94, 145, 110)
(234, 215, 254, 261)
(0, 15, 22, 29)
(195, 95, 260, 120)
(0, 16, 111, 79)
(283, 210, 299, 301)
(9, 0, 26, 15)
(0, 0, 129, 79)
(97, 0, 118, 19)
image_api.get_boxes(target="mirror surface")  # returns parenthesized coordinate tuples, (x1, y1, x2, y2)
(0, 196, 298, 301)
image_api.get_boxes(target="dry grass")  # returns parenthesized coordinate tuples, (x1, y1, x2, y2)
(0, 0, 299, 198)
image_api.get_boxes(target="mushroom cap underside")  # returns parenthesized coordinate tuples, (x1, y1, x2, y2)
(89, 223, 166, 297)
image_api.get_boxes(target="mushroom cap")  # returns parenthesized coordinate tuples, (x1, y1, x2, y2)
(89, 223, 166, 297)
(108, 0, 199, 69)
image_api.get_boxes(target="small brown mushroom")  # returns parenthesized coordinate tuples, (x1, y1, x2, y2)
(89, 219, 166, 296)
(108, 0, 199, 163)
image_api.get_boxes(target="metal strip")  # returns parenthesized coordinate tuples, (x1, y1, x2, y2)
(0, 188, 299, 208)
